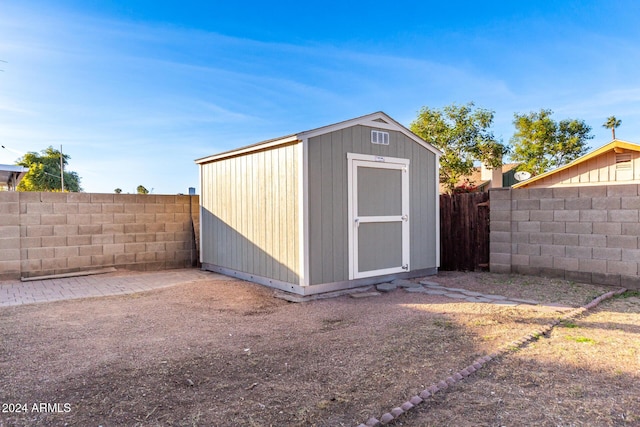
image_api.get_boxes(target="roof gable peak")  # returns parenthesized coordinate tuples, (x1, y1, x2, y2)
(195, 111, 442, 164)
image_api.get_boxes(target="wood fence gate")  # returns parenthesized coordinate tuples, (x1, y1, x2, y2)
(439, 192, 490, 271)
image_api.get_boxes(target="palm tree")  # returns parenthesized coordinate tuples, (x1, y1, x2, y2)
(602, 116, 621, 140)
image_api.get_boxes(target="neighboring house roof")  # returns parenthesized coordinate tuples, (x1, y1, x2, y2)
(195, 111, 442, 164)
(0, 164, 29, 191)
(439, 163, 519, 193)
(513, 139, 640, 188)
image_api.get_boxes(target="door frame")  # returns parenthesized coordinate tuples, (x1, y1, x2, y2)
(347, 153, 410, 279)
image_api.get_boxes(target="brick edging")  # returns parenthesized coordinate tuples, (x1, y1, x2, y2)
(357, 288, 628, 427)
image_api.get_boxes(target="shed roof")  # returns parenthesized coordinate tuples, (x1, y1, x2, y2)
(512, 139, 640, 188)
(195, 111, 442, 164)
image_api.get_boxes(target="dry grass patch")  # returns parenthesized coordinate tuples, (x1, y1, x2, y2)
(398, 289, 640, 426)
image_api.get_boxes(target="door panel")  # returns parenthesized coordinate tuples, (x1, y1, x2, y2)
(357, 167, 402, 216)
(358, 222, 403, 272)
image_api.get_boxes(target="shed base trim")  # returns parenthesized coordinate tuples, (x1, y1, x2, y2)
(201, 263, 437, 296)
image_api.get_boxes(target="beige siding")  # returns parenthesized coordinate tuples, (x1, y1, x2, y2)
(200, 144, 300, 284)
(526, 150, 640, 188)
(307, 125, 437, 285)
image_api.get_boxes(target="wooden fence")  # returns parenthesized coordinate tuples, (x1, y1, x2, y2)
(439, 192, 490, 271)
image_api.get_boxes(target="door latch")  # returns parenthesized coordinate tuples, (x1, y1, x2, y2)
(402, 264, 409, 270)
(401, 214, 408, 221)
(354, 218, 360, 228)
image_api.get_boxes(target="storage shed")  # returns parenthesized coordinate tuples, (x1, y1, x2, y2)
(195, 112, 442, 295)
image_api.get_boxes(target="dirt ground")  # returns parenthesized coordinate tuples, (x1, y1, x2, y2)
(1, 271, 638, 427)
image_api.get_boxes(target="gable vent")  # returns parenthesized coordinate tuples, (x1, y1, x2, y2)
(371, 130, 389, 145)
(616, 153, 632, 169)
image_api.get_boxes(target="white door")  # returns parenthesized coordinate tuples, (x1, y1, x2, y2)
(348, 153, 410, 279)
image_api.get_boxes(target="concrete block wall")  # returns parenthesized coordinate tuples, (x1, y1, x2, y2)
(0, 192, 200, 280)
(0, 192, 20, 279)
(489, 185, 640, 289)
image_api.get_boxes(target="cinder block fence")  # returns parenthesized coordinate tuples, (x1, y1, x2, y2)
(0, 192, 199, 280)
(490, 185, 640, 289)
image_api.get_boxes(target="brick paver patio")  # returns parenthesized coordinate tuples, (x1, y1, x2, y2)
(0, 269, 225, 307)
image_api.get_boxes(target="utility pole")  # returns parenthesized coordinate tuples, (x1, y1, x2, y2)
(60, 145, 64, 192)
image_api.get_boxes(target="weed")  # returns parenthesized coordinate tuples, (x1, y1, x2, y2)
(433, 319, 456, 329)
(561, 320, 579, 328)
(566, 336, 595, 344)
(320, 318, 348, 331)
(316, 400, 330, 409)
(620, 290, 640, 299)
(472, 318, 498, 327)
(567, 385, 585, 398)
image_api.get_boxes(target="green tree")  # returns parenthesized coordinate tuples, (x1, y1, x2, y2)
(114, 188, 122, 194)
(410, 102, 508, 193)
(602, 116, 621, 140)
(16, 146, 82, 192)
(136, 185, 149, 194)
(510, 109, 593, 176)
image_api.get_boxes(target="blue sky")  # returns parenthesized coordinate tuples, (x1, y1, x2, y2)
(2, 1, 640, 193)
